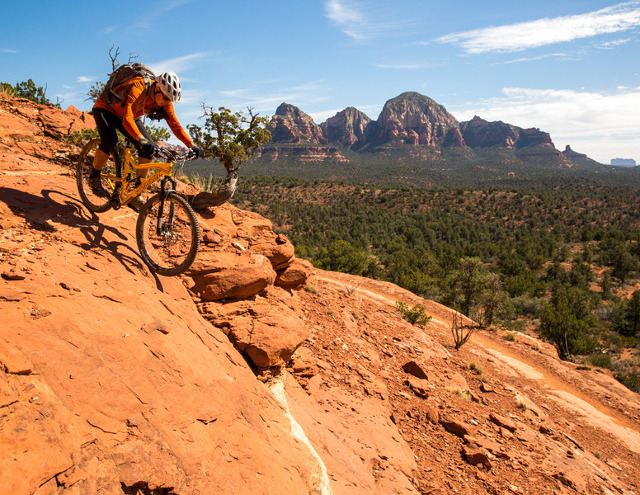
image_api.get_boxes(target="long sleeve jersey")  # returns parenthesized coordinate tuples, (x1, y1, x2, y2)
(94, 76, 193, 148)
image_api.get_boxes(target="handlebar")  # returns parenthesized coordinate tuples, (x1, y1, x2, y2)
(154, 147, 197, 162)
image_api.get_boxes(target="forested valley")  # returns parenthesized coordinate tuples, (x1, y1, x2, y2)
(227, 176, 640, 392)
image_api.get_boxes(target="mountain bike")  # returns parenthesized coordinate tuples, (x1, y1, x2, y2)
(76, 138, 200, 276)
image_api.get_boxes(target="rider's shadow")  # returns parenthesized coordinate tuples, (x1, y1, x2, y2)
(0, 186, 152, 278)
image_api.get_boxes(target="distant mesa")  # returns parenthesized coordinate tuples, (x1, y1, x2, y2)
(610, 157, 636, 167)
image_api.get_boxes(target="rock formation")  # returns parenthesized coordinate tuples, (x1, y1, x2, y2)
(460, 116, 520, 149)
(610, 158, 637, 167)
(321, 106, 372, 150)
(562, 144, 604, 168)
(372, 92, 465, 148)
(268, 102, 327, 144)
(259, 92, 602, 169)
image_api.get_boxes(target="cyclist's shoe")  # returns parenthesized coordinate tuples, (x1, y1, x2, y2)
(128, 195, 145, 212)
(90, 175, 108, 198)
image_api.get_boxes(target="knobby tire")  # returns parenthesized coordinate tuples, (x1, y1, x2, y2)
(136, 191, 200, 276)
(76, 138, 120, 213)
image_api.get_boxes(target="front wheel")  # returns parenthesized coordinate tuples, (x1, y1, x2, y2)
(136, 192, 200, 276)
(76, 138, 119, 213)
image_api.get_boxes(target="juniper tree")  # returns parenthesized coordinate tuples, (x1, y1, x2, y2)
(186, 105, 271, 209)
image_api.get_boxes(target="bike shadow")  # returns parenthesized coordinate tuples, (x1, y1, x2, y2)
(1, 186, 166, 288)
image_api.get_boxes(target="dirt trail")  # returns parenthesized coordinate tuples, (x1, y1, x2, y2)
(315, 271, 640, 453)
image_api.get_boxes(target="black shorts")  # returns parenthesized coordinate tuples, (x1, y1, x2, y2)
(92, 107, 154, 159)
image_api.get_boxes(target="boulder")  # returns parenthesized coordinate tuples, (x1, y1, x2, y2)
(205, 294, 308, 368)
(187, 252, 276, 301)
(276, 257, 313, 289)
(402, 360, 430, 380)
(249, 233, 295, 270)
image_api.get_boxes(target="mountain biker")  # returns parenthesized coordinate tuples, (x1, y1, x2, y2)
(90, 71, 203, 208)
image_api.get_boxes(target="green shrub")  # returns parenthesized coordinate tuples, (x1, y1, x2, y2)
(511, 296, 545, 317)
(614, 371, 640, 393)
(589, 353, 613, 369)
(538, 284, 598, 359)
(64, 128, 99, 147)
(396, 301, 432, 326)
(1, 79, 60, 107)
(0, 82, 16, 96)
(315, 240, 373, 277)
(146, 124, 170, 143)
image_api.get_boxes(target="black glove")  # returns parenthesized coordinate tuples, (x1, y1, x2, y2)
(139, 138, 158, 157)
(148, 108, 166, 121)
(191, 145, 204, 159)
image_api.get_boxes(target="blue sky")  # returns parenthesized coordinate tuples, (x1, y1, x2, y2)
(2, 0, 639, 163)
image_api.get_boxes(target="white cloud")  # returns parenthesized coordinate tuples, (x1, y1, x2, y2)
(450, 87, 640, 163)
(325, 0, 365, 40)
(149, 52, 211, 75)
(498, 52, 573, 65)
(2, 48, 17, 54)
(216, 80, 331, 115)
(309, 108, 345, 123)
(324, 0, 415, 41)
(437, 1, 640, 53)
(76, 76, 94, 84)
(596, 37, 633, 48)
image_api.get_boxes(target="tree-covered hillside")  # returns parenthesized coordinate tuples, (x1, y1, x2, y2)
(227, 177, 640, 391)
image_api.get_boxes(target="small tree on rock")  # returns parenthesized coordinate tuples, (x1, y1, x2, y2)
(186, 105, 271, 209)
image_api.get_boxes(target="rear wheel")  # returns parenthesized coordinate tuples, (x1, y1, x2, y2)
(136, 192, 200, 276)
(76, 138, 120, 213)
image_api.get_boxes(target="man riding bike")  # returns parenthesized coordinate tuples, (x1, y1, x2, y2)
(90, 70, 202, 208)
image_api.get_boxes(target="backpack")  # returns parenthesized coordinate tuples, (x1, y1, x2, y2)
(100, 62, 156, 107)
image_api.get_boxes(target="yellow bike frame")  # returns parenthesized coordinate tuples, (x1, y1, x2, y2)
(101, 146, 175, 206)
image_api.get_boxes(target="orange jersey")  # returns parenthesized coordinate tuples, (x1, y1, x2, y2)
(94, 76, 193, 148)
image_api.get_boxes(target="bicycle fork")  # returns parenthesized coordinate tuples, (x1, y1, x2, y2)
(156, 177, 178, 237)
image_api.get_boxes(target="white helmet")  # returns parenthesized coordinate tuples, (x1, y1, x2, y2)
(156, 71, 182, 102)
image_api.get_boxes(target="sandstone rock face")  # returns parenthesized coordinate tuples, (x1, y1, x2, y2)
(321, 106, 372, 150)
(0, 187, 321, 494)
(460, 115, 519, 149)
(266, 92, 469, 155)
(0, 93, 93, 139)
(372, 92, 464, 147)
(276, 257, 314, 289)
(258, 144, 349, 163)
(201, 287, 309, 368)
(460, 115, 554, 150)
(269, 102, 327, 144)
(259, 92, 602, 169)
(183, 204, 307, 301)
(517, 127, 553, 147)
(187, 251, 276, 301)
(40, 104, 94, 136)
